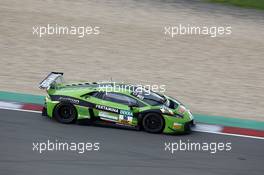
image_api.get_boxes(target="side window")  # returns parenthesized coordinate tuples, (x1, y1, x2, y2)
(82, 91, 103, 99)
(103, 92, 138, 106)
(93, 92, 103, 99)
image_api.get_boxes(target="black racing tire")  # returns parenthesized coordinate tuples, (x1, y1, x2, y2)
(142, 113, 164, 133)
(54, 103, 77, 124)
(42, 107, 47, 116)
(183, 120, 194, 134)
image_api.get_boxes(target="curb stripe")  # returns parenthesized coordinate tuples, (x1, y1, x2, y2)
(194, 114, 264, 131)
(0, 101, 22, 109)
(22, 104, 43, 111)
(222, 126, 264, 137)
(0, 107, 42, 114)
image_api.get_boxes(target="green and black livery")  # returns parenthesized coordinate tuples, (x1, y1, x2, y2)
(40, 72, 194, 134)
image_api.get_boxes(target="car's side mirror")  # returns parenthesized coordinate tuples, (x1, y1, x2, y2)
(129, 103, 139, 110)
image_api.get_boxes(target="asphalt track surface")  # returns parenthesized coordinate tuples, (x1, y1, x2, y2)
(0, 109, 263, 175)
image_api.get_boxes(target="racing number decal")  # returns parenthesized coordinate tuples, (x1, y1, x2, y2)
(119, 110, 133, 125)
(119, 115, 133, 125)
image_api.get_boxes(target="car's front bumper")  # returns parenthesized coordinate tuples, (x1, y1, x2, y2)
(163, 114, 195, 134)
(183, 120, 195, 133)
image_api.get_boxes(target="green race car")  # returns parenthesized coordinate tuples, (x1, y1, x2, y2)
(40, 72, 194, 134)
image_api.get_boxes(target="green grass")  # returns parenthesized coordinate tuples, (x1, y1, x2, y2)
(209, 0, 264, 10)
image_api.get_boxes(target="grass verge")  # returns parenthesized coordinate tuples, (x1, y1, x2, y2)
(208, 0, 264, 10)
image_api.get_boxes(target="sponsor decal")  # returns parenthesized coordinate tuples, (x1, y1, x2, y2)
(96, 105, 119, 113)
(173, 122, 182, 129)
(99, 111, 118, 121)
(119, 115, 133, 125)
(39, 73, 61, 89)
(120, 110, 133, 116)
(50, 95, 94, 108)
(58, 97, 79, 104)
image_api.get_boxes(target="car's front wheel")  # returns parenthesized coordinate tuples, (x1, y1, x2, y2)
(142, 113, 164, 133)
(54, 103, 77, 124)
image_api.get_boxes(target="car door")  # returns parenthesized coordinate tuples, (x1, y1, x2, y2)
(94, 92, 137, 126)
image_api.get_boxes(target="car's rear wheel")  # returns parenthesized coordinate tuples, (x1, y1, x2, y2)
(54, 103, 77, 124)
(142, 113, 164, 133)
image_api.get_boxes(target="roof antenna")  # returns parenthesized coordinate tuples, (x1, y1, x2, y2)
(110, 77, 113, 82)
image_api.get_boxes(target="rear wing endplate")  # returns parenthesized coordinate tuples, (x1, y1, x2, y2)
(39, 72, 64, 90)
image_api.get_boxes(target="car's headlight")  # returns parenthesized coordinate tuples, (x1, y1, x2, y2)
(160, 106, 174, 115)
(178, 105, 186, 114)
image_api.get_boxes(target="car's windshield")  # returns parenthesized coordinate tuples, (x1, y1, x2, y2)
(132, 87, 166, 106)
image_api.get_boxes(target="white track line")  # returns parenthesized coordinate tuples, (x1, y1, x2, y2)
(0, 107, 41, 113)
(0, 101, 22, 108)
(194, 129, 264, 140)
(193, 123, 223, 132)
(0, 107, 263, 140)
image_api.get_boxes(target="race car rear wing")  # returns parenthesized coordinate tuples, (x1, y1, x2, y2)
(39, 72, 64, 90)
